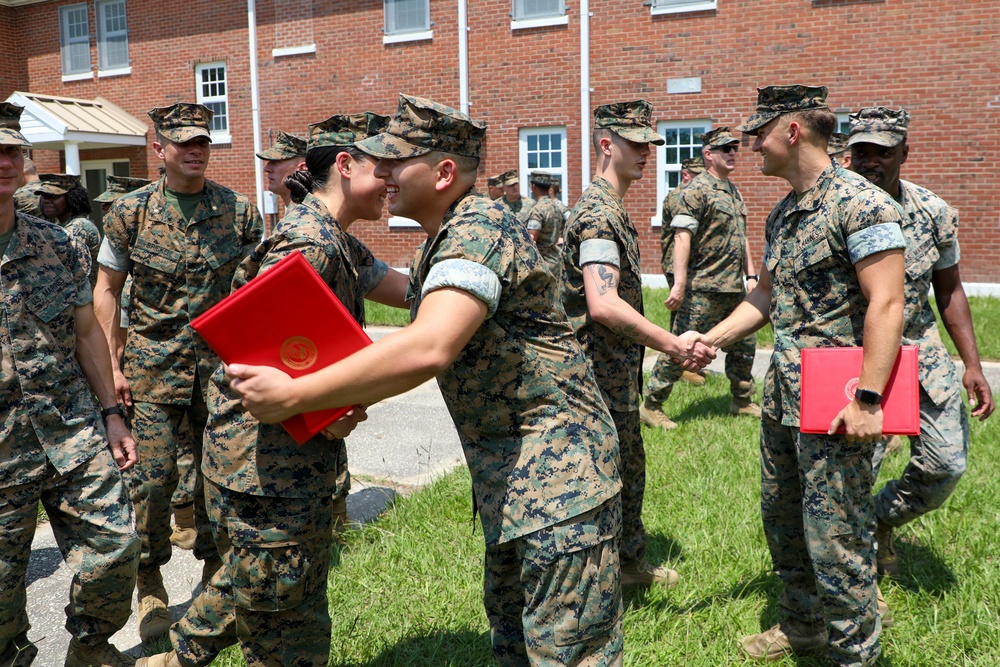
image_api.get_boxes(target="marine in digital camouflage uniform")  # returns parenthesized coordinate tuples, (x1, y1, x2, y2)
(12, 157, 41, 219)
(704, 85, 907, 667)
(561, 100, 714, 591)
(138, 111, 401, 667)
(35, 173, 102, 287)
(848, 107, 994, 577)
(256, 130, 307, 209)
(643, 127, 760, 428)
(487, 174, 504, 200)
(228, 93, 625, 667)
(524, 171, 564, 278)
(93, 102, 263, 643)
(0, 102, 140, 667)
(499, 169, 535, 222)
(828, 131, 851, 168)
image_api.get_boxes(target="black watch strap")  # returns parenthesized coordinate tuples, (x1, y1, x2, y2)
(855, 388, 882, 406)
(101, 403, 126, 421)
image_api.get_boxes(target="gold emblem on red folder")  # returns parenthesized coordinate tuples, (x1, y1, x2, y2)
(280, 336, 318, 370)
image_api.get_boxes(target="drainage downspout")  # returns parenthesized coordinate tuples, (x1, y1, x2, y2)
(580, 0, 591, 193)
(458, 0, 470, 114)
(247, 0, 265, 227)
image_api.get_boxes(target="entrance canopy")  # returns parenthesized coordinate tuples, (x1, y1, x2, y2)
(5, 92, 148, 174)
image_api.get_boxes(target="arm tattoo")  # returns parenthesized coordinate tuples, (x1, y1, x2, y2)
(611, 323, 649, 345)
(588, 264, 617, 295)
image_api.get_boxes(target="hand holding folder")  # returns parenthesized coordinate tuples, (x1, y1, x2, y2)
(799, 345, 920, 436)
(191, 251, 372, 444)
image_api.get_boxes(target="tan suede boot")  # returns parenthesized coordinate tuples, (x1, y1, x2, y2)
(740, 620, 827, 661)
(136, 567, 170, 642)
(639, 400, 677, 430)
(65, 637, 135, 667)
(135, 650, 183, 667)
(168, 503, 196, 551)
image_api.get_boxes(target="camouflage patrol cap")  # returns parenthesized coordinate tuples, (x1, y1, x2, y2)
(701, 126, 739, 148)
(827, 132, 849, 155)
(93, 175, 152, 203)
(681, 156, 705, 174)
(529, 171, 552, 187)
(308, 112, 390, 150)
(487, 175, 503, 187)
(593, 100, 665, 146)
(34, 173, 83, 196)
(0, 102, 30, 148)
(848, 107, 910, 148)
(355, 94, 486, 159)
(148, 103, 214, 143)
(500, 169, 519, 186)
(256, 131, 307, 160)
(737, 85, 830, 135)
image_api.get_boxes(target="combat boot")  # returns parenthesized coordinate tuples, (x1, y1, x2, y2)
(739, 620, 827, 661)
(875, 520, 899, 577)
(65, 637, 135, 667)
(639, 400, 677, 431)
(200, 557, 223, 591)
(877, 584, 894, 628)
(729, 397, 762, 418)
(135, 650, 183, 667)
(136, 567, 170, 642)
(620, 560, 679, 589)
(0, 632, 37, 667)
(332, 495, 349, 546)
(680, 370, 706, 386)
(168, 503, 196, 551)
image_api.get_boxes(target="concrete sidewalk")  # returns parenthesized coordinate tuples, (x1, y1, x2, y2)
(22, 328, 999, 663)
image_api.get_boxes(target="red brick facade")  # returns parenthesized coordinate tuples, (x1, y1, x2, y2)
(4, 0, 998, 281)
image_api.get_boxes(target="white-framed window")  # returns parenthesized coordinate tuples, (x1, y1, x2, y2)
(82, 159, 130, 227)
(650, 0, 718, 16)
(96, 0, 129, 73)
(59, 3, 91, 76)
(837, 113, 851, 135)
(652, 119, 710, 226)
(518, 127, 568, 205)
(512, 0, 567, 29)
(195, 62, 231, 144)
(384, 0, 432, 43)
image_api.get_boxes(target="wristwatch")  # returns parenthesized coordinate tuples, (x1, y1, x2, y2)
(101, 403, 127, 422)
(854, 388, 883, 406)
(746, 274, 759, 281)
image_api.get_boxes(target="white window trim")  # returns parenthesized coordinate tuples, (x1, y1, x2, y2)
(272, 44, 317, 58)
(650, 0, 717, 16)
(195, 62, 231, 145)
(388, 216, 422, 228)
(383, 29, 433, 44)
(62, 71, 93, 83)
(97, 66, 131, 78)
(518, 126, 568, 205)
(837, 112, 851, 135)
(95, 0, 129, 72)
(652, 119, 711, 227)
(511, 14, 568, 30)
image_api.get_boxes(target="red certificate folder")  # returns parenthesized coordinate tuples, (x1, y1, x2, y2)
(800, 345, 920, 436)
(191, 250, 371, 444)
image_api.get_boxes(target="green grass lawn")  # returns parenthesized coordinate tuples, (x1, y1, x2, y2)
(205, 371, 1000, 666)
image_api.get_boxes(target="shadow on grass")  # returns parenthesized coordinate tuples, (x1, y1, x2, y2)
(336, 628, 492, 667)
(644, 532, 685, 564)
(885, 540, 956, 596)
(624, 569, 780, 616)
(667, 394, 734, 423)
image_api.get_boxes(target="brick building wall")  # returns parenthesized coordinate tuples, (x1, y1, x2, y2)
(4, 0, 997, 281)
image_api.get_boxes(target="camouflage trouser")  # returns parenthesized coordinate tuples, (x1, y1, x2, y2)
(0, 448, 139, 651)
(127, 391, 216, 567)
(872, 387, 969, 527)
(484, 497, 623, 667)
(175, 478, 335, 667)
(646, 290, 755, 406)
(610, 409, 646, 566)
(760, 417, 881, 667)
(170, 414, 197, 508)
(333, 439, 350, 501)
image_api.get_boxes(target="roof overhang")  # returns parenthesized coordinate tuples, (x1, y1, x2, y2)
(6, 91, 148, 151)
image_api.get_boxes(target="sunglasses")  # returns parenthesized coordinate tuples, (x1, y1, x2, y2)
(712, 144, 739, 154)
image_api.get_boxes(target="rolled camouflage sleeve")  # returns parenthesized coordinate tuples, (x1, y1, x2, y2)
(100, 196, 135, 267)
(67, 234, 94, 306)
(422, 258, 502, 317)
(844, 190, 906, 264)
(846, 223, 906, 265)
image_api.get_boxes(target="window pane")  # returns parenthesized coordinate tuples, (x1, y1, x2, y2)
(98, 0, 129, 69)
(513, 0, 563, 20)
(385, 0, 429, 34)
(528, 135, 537, 151)
(60, 4, 90, 74)
(552, 153, 561, 168)
(206, 102, 228, 132)
(197, 64, 229, 135)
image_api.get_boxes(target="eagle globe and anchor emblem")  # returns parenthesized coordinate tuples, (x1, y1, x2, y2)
(280, 335, 319, 370)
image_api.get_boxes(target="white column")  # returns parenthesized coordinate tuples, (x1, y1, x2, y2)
(580, 0, 591, 193)
(64, 141, 81, 175)
(247, 0, 265, 229)
(458, 0, 469, 115)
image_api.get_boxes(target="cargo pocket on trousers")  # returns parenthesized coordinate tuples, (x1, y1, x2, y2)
(227, 517, 321, 612)
(553, 535, 620, 647)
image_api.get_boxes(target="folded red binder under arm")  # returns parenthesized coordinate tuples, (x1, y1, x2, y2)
(191, 251, 372, 444)
(799, 345, 920, 436)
